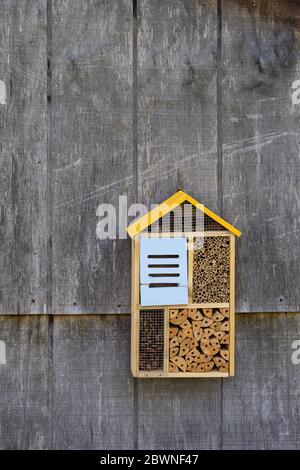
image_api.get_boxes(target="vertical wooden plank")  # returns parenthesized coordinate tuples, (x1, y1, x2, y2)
(188, 237, 193, 303)
(137, 0, 222, 449)
(138, 377, 222, 449)
(51, 0, 133, 314)
(222, 313, 300, 449)
(131, 238, 139, 376)
(163, 307, 169, 374)
(229, 234, 235, 376)
(0, 0, 48, 314)
(53, 315, 134, 449)
(0, 316, 50, 449)
(137, 0, 219, 210)
(222, 0, 300, 312)
(135, 239, 140, 375)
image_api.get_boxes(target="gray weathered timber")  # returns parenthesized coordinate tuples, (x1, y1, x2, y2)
(0, 0, 48, 314)
(137, 378, 222, 449)
(137, 0, 219, 212)
(0, 0, 300, 452)
(0, 313, 300, 449)
(0, 316, 50, 449)
(136, 0, 222, 449)
(0, 0, 299, 315)
(222, 313, 300, 449)
(222, 0, 300, 312)
(52, 315, 134, 449)
(51, 0, 133, 314)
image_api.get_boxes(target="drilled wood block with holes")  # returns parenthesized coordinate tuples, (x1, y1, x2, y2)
(127, 190, 240, 378)
(169, 307, 230, 374)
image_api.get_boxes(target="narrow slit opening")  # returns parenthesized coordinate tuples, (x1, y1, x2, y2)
(148, 264, 179, 268)
(148, 254, 179, 259)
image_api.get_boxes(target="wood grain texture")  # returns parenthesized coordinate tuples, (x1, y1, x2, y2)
(137, 377, 222, 449)
(0, 313, 300, 449)
(51, 0, 133, 314)
(52, 315, 134, 449)
(137, 312, 300, 449)
(0, 316, 50, 449)
(222, 0, 300, 312)
(137, 0, 219, 211)
(222, 313, 300, 449)
(0, 0, 48, 314)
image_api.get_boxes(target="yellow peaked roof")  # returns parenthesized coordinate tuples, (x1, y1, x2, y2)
(126, 190, 241, 238)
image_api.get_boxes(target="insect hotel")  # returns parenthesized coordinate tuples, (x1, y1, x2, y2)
(127, 190, 241, 378)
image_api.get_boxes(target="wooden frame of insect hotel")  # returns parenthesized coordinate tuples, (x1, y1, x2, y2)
(127, 190, 241, 378)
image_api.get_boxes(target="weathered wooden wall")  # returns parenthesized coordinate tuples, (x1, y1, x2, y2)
(0, 0, 299, 315)
(0, 313, 300, 449)
(0, 0, 300, 450)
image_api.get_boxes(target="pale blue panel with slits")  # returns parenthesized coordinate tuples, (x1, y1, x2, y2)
(140, 286, 188, 307)
(140, 238, 188, 306)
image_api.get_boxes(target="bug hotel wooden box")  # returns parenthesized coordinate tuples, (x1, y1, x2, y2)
(127, 191, 241, 378)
